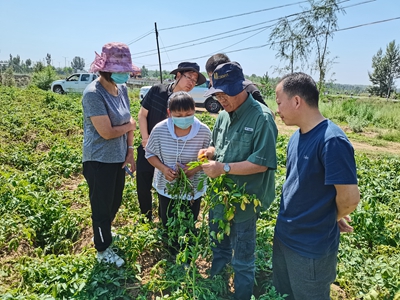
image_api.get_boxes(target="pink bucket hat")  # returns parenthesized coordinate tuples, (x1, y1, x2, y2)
(90, 42, 134, 73)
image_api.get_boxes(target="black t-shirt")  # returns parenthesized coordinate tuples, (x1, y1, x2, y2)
(243, 79, 267, 106)
(141, 83, 174, 135)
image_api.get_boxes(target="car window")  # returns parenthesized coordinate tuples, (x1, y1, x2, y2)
(81, 74, 90, 81)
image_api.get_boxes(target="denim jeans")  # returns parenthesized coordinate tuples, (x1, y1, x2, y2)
(272, 234, 338, 300)
(209, 209, 257, 300)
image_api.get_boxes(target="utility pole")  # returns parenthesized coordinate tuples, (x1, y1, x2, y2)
(155, 22, 162, 84)
(63, 56, 67, 68)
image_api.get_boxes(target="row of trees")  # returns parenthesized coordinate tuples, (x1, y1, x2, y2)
(0, 54, 86, 75)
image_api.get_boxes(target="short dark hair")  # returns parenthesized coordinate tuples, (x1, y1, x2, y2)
(205, 53, 230, 74)
(279, 72, 319, 108)
(99, 71, 113, 83)
(168, 91, 195, 112)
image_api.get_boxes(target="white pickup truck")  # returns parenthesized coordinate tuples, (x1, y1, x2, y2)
(51, 73, 98, 94)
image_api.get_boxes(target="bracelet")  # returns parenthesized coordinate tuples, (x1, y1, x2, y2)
(128, 146, 134, 149)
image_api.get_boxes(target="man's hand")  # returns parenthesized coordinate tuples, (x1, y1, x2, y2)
(201, 161, 224, 178)
(338, 215, 354, 233)
(198, 147, 215, 161)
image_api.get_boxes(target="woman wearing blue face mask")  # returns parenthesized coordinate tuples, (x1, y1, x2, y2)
(145, 91, 211, 254)
(82, 42, 136, 267)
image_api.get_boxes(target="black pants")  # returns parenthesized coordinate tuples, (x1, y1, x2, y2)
(158, 194, 201, 254)
(158, 194, 201, 227)
(83, 161, 125, 252)
(136, 145, 155, 220)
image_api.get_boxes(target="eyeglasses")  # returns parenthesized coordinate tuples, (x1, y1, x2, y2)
(182, 73, 197, 85)
(213, 93, 229, 101)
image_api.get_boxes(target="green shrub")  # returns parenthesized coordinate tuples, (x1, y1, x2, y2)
(30, 66, 58, 91)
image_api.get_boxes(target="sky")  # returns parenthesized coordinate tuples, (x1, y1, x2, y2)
(0, 0, 399, 86)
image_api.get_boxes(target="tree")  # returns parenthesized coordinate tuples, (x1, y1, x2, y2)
(141, 65, 149, 77)
(71, 56, 85, 71)
(2, 66, 15, 87)
(268, 0, 344, 92)
(268, 17, 308, 74)
(33, 62, 45, 73)
(259, 72, 275, 99)
(46, 53, 52, 66)
(26, 59, 32, 68)
(299, 0, 344, 92)
(368, 40, 400, 99)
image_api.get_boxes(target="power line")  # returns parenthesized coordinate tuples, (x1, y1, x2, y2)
(130, 0, 371, 58)
(143, 16, 400, 68)
(131, 25, 274, 59)
(158, 1, 309, 31)
(126, 30, 154, 45)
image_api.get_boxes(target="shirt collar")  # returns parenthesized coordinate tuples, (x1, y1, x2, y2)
(229, 93, 254, 120)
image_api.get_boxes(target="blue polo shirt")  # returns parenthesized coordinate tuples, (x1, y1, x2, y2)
(211, 94, 278, 223)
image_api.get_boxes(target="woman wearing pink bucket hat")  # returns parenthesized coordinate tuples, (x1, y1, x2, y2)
(82, 42, 136, 267)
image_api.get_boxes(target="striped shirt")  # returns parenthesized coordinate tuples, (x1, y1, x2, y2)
(145, 117, 211, 199)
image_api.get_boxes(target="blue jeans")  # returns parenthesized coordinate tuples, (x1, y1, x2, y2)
(272, 235, 338, 300)
(209, 209, 257, 300)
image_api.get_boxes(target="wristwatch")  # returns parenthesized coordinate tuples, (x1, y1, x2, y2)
(223, 163, 231, 174)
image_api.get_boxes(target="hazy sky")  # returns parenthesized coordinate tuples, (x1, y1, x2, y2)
(1, 0, 399, 85)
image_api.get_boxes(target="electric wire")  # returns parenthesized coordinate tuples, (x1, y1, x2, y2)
(126, 30, 154, 45)
(142, 16, 400, 68)
(158, 1, 309, 31)
(130, 0, 374, 58)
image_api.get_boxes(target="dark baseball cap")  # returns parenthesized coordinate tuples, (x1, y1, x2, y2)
(204, 61, 245, 97)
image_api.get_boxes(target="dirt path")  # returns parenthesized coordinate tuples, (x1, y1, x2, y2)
(273, 118, 400, 156)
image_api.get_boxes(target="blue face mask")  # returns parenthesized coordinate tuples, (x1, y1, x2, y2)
(172, 115, 194, 129)
(111, 73, 130, 84)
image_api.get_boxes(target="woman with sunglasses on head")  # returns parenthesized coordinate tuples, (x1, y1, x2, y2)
(144, 91, 211, 254)
(82, 42, 136, 267)
(136, 62, 206, 222)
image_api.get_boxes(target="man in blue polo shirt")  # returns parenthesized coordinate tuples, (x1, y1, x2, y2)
(200, 62, 277, 300)
(273, 72, 360, 300)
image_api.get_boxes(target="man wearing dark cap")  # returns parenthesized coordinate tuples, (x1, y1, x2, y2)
(137, 62, 206, 221)
(205, 53, 268, 107)
(199, 62, 277, 300)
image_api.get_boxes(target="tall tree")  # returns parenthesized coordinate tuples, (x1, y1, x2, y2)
(268, 17, 308, 74)
(46, 53, 52, 66)
(368, 40, 400, 99)
(141, 65, 148, 77)
(268, 0, 344, 91)
(71, 56, 85, 71)
(25, 59, 32, 68)
(299, 0, 344, 92)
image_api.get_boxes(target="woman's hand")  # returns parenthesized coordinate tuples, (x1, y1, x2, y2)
(183, 164, 200, 179)
(123, 148, 136, 173)
(162, 166, 177, 182)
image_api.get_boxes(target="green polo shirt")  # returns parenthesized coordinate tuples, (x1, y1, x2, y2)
(210, 94, 278, 223)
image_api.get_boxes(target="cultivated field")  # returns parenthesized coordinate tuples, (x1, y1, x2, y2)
(0, 86, 399, 299)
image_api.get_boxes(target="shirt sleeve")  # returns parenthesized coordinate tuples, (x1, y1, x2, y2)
(145, 125, 161, 160)
(141, 85, 158, 110)
(323, 136, 358, 185)
(247, 113, 278, 169)
(82, 91, 108, 117)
